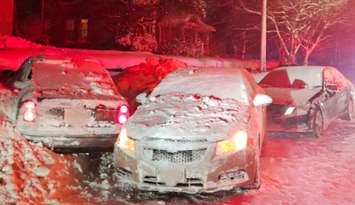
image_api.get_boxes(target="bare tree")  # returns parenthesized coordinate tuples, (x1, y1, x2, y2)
(238, 0, 348, 65)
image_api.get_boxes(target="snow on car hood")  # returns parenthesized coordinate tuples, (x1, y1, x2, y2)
(125, 93, 250, 142)
(265, 87, 321, 106)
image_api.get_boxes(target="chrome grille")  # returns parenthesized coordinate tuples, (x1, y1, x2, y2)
(150, 148, 206, 164)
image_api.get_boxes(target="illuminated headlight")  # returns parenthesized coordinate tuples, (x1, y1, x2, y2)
(117, 128, 135, 154)
(215, 130, 248, 156)
(284, 106, 296, 115)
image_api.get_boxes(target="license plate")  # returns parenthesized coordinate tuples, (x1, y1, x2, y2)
(158, 166, 185, 186)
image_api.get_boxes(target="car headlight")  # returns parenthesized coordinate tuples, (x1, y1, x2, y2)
(284, 106, 296, 115)
(118, 128, 135, 154)
(215, 130, 248, 156)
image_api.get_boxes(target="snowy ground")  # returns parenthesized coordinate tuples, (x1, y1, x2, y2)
(1, 117, 355, 204)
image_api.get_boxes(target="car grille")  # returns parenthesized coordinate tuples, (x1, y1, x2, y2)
(148, 148, 206, 164)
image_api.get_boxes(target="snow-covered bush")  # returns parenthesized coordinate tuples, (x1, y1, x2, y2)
(159, 37, 206, 57)
(132, 0, 158, 6)
(116, 32, 158, 52)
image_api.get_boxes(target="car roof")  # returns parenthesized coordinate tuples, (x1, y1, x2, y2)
(274, 65, 325, 73)
(151, 67, 252, 104)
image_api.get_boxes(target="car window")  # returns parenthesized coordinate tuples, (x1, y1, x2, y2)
(331, 68, 347, 90)
(323, 68, 345, 90)
(259, 70, 292, 88)
(323, 68, 334, 86)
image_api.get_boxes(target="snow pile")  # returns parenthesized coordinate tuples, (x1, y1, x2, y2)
(241, 59, 280, 72)
(0, 35, 44, 49)
(0, 121, 80, 204)
(0, 35, 280, 72)
(113, 57, 186, 108)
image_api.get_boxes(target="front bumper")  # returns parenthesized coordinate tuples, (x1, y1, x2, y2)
(113, 142, 257, 194)
(23, 134, 118, 151)
(16, 123, 120, 150)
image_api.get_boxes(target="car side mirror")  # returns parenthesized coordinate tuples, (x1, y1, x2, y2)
(136, 92, 148, 104)
(253, 94, 273, 107)
(292, 79, 306, 89)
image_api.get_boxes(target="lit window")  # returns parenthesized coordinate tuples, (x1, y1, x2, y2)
(79, 19, 89, 43)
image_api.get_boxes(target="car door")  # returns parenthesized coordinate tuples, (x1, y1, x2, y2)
(331, 68, 349, 114)
(322, 68, 342, 123)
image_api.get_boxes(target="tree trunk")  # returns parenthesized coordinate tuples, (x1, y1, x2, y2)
(280, 52, 297, 65)
(304, 51, 311, 65)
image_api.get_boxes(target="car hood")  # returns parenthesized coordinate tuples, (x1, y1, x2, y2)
(125, 94, 250, 142)
(264, 87, 321, 106)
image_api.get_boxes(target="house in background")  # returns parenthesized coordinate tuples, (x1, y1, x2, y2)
(158, 14, 215, 57)
(0, 0, 14, 35)
(13, 0, 215, 57)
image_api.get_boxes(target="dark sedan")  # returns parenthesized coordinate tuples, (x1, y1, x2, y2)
(259, 66, 354, 136)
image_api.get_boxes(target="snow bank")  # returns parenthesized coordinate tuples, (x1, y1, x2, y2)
(0, 35, 44, 49)
(0, 120, 84, 204)
(113, 57, 186, 109)
(0, 35, 280, 72)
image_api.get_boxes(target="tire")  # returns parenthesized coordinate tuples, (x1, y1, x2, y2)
(313, 109, 324, 137)
(343, 100, 353, 121)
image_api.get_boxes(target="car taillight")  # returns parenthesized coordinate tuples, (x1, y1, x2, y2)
(118, 115, 128, 124)
(120, 105, 129, 113)
(22, 101, 36, 122)
(117, 104, 130, 124)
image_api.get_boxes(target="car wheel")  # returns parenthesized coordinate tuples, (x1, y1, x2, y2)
(343, 100, 353, 121)
(313, 109, 324, 137)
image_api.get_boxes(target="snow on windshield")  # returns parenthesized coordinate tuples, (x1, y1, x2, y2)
(33, 58, 120, 99)
(151, 67, 250, 104)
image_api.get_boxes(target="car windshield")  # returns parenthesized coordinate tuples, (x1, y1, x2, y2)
(33, 60, 121, 99)
(150, 68, 251, 105)
(259, 68, 323, 89)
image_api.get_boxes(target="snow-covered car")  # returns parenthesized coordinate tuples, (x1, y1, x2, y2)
(113, 67, 272, 193)
(259, 66, 354, 136)
(0, 56, 130, 151)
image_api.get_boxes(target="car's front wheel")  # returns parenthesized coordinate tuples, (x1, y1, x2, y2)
(313, 109, 324, 137)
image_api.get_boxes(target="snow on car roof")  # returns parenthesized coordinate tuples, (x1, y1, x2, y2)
(32, 57, 122, 100)
(269, 65, 324, 87)
(151, 67, 251, 104)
